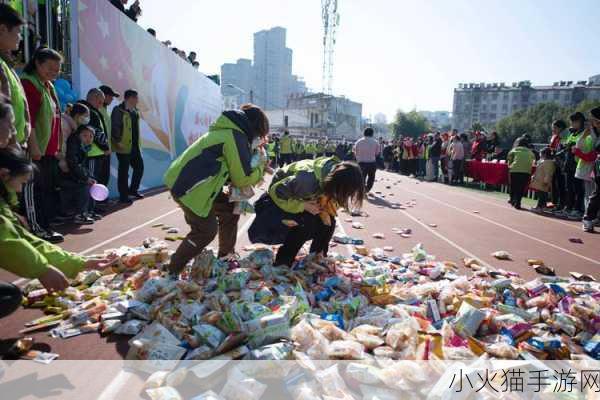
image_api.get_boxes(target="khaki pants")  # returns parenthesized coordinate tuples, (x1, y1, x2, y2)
(169, 192, 240, 273)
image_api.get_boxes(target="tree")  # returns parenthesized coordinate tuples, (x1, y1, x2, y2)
(391, 110, 431, 138)
(495, 99, 600, 147)
(471, 122, 484, 132)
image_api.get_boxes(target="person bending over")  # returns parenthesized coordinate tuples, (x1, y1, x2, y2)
(249, 156, 364, 267)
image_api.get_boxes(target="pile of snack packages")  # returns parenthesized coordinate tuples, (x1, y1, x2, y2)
(19, 236, 599, 397)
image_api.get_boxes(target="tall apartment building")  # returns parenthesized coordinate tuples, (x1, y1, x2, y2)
(452, 76, 600, 132)
(221, 27, 307, 110)
(220, 58, 253, 103)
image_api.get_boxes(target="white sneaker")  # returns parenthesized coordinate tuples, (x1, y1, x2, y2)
(583, 220, 595, 233)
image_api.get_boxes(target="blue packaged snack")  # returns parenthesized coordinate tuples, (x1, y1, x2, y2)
(583, 335, 600, 360)
(528, 336, 561, 351)
(503, 289, 517, 307)
(549, 284, 566, 297)
(321, 312, 344, 329)
(324, 276, 341, 289)
(315, 286, 335, 302)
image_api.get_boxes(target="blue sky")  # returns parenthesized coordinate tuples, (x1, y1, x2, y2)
(139, 0, 600, 120)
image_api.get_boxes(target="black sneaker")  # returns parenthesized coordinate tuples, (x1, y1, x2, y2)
(35, 229, 64, 244)
(87, 212, 103, 221)
(73, 214, 94, 225)
(119, 197, 133, 205)
(130, 192, 145, 199)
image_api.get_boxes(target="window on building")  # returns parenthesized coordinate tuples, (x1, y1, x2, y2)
(502, 103, 508, 111)
(482, 104, 488, 111)
(491, 104, 497, 111)
(503, 92, 509, 101)
(492, 93, 498, 101)
(553, 92, 560, 100)
(284, 116, 289, 127)
(542, 92, 548, 100)
(315, 114, 319, 125)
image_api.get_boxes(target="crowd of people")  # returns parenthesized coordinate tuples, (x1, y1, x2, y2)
(108, 0, 201, 70)
(0, 4, 145, 245)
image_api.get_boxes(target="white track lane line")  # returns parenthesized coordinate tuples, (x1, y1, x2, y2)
(400, 210, 493, 268)
(96, 369, 138, 400)
(335, 217, 355, 255)
(401, 186, 600, 265)
(80, 208, 182, 255)
(405, 176, 579, 230)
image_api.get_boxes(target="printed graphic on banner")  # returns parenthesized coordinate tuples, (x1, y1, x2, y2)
(72, 0, 222, 193)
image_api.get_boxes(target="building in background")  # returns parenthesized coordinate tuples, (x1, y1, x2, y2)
(452, 76, 600, 132)
(266, 93, 363, 140)
(418, 111, 452, 129)
(221, 27, 307, 110)
(220, 58, 254, 105)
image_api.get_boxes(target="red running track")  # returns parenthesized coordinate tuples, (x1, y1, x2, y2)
(1, 171, 598, 359)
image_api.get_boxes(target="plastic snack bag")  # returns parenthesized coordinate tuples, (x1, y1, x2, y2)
(143, 370, 170, 390)
(346, 363, 382, 385)
(315, 364, 348, 397)
(327, 340, 365, 360)
(220, 366, 267, 400)
(190, 391, 225, 400)
(193, 324, 226, 349)
(146, 387, 183, 400)
(452, 302, 486, 338)
(491, 251, 511, 260)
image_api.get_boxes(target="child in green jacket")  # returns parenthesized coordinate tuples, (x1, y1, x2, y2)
(0, 148, 112, 319)
(249, 157, 365, 267)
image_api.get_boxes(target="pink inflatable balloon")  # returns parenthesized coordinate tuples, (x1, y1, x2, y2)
(90, 184, 109, 201)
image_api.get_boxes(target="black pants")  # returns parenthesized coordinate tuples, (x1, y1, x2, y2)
(584, 178, 600, 221)
(536, 191, 549, 209)
(97, 154, 111, 186)
(274, 213, 336, 267)
(552, 164, 565, 209)
(117, 150, 144, 200)
(0, 282, 22, 319)
(565, 172, 584, 212)
(359, 162, 377, 192)
(452, 160, 464, 184)
(23, 156, 59, 232)
(509, 172, 530, 208)
(87, 156, 103, 212)
(60, 179, 89, 216)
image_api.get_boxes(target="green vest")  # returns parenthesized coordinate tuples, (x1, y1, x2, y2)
(1, 59, 27, 144)
(280, 135, 292, 154)
(21, 73, 58, 155)
(266, 142, 275, 157)
(113, 105, 140, 154)
(576, 135, 594, 171)
(87, 108, 107, 158)
(99, 106, 112, 146)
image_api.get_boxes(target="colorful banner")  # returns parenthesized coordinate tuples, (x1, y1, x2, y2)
(71, 0, 222, 194)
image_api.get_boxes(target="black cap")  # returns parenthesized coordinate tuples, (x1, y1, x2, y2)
(591, 107, 600, 120)
(99, 85, 120, 98)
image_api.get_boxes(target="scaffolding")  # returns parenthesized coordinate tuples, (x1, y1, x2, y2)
(321, 0, 339, 95)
